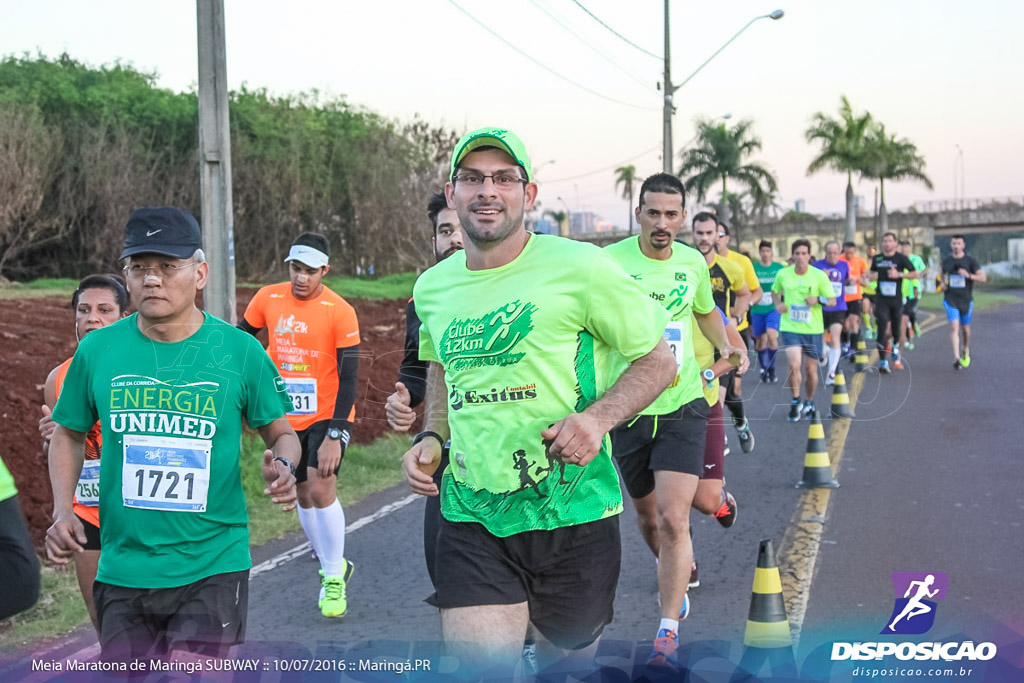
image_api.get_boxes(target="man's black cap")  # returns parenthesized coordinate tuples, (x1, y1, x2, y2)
(120, 207, 202, 260)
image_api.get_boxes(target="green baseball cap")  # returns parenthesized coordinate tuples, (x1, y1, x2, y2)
(450, 127, 533, 183)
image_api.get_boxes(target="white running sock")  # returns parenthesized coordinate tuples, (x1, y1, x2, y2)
(297, 505, 322, 566)
(828, 346, 841, 376)
(658, 618, 679, 635)
(315, 499, 347, 577)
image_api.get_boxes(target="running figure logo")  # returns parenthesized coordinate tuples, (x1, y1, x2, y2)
(881, 571, 948, 635)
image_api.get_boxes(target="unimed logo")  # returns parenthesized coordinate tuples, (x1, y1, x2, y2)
(830, 570, 998, 663)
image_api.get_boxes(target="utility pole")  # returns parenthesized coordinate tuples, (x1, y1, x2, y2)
(662, 0, 673, 174)
(197, 0, 237, 323)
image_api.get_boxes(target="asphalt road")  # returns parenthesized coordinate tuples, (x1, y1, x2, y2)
(5, 294, 1022, 681)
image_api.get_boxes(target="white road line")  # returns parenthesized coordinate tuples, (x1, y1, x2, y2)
(250, 493, 420, 577)
(19, 493, 422, 667)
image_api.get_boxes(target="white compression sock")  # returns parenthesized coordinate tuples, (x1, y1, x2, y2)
(828, 346, 841, 376)
(315, 499, 347, 577)
(297, 505, 321, 565)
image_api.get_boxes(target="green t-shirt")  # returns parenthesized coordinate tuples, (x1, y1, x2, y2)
(0, 457, 16, 502)
(415, 234, 669, 537)
(53, 314, 292, 589)
(604, 237, 714, 415)
(902, 254, 926, 298)
(772, 266, 836, 334)
(752, 261, 785, 314)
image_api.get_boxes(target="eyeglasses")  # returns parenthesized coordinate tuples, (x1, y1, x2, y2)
(123, 262, 196, 280)
(453, 172, 526, 188)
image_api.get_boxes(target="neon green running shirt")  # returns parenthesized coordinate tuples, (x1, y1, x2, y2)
(604, 236, 714, 415)
(415, 234, 669, 536)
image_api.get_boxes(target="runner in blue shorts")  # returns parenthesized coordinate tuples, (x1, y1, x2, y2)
(751, 240, 784, 383)
(942, 234, 986, 369)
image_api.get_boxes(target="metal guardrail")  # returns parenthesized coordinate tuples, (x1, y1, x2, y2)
(911, 197, 1024, 213)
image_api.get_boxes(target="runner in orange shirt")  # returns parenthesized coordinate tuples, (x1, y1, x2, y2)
(840, 241, 870, 360)
(39, 274, 130, 632)
(241, 233, 361, 618)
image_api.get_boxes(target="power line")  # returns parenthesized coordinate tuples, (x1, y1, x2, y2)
(543, 146, 661, 183)
(526, 0, 656, 92)
(447, 0, 657, 111)
(571, 0, 663, 61)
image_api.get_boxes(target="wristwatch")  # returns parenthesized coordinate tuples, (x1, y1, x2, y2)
(326, 427, 344, 440)
(702, 369, 715, 388)
(272, 456, 296, 476)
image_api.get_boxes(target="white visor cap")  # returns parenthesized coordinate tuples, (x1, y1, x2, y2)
(284, 244, 329, 269)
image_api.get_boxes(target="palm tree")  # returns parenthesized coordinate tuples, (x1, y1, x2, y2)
(859, 122, 933, 238)
(805, 96, 873, 244)
(677, 118, 778, 231)
(614, 165, 638, 235)
(748, 184, 784, 225)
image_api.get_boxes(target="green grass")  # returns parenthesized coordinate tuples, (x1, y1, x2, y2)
(1, 432, 412, 653)
(918, 290, 1020, 312)
(0, 278, 79, 300)
(2, 272, 419, 301)
(0, 565, 88, 653)
(321, 272, 416, 300)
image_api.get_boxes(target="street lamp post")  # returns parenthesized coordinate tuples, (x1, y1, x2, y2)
(662, 7, 784, 173)
(533, 158, 556, 178)
(954, 145, 965, 209)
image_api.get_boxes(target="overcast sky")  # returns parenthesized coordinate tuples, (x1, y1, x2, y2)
(4, 0, 1022, 229)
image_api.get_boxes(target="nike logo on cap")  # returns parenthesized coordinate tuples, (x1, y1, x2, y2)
(146, 229, 162, 237)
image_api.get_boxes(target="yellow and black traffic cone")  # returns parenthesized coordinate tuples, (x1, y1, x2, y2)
(736, 539, 797, 680)
(830, 370, 855, 419)
(854, 340, 869, 372)
(796, 415, 839, 488)
(743, 538, 792, 648)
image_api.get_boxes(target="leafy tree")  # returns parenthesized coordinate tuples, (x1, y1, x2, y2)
(859, 122, 933, 237)
(677, 118, 777, 238)
(805, 96, 872, 244)
(614, 165, 637, 235)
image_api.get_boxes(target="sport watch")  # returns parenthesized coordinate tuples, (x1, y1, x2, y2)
(326, 427, 344, 440)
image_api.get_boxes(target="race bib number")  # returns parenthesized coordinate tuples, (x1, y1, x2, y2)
(789, 305, 811, 324)
(759, 290, 774, 306)
(122, 435, 211, 512)
(880, 281, 898, 297)
(949, 274, 966, 289)
(844, 284, 859, 296)
(285, 378, 318, 415)
(75, 460, 101, 507)
(832, 282, 844, 297)
(664, 322, 684, 373)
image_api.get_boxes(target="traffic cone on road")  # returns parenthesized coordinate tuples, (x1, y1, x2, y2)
(854, 340, 869, 372)
(743, 539, 792, 648)
(796, 415, 839, 489)
(736, 538, 798, 680)
(830, 370, 855, 419)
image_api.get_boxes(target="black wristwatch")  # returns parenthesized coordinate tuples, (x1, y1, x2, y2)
(272, 456, 296, 476)
(413, 431, 445, 448)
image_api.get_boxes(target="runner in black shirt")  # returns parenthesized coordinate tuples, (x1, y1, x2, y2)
(941, 234, 986, 369)
(869, 232, 921, 373)
(385, 192, 463, 587)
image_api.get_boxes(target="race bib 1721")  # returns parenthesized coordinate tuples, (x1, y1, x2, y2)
(121, 435, 211, 512)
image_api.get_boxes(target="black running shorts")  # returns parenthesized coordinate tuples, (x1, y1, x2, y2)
(845, 299, 863, 317)
(611, 398, 709, 499)
(428, 516, 620, 651)
(295, 420, 344, 483)
(823, 310, 847, 329)
(94, 570, 249, 662)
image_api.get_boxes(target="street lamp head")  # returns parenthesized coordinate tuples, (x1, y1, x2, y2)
(769, 9, 784, 19)
(722, 113, 732, 120)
